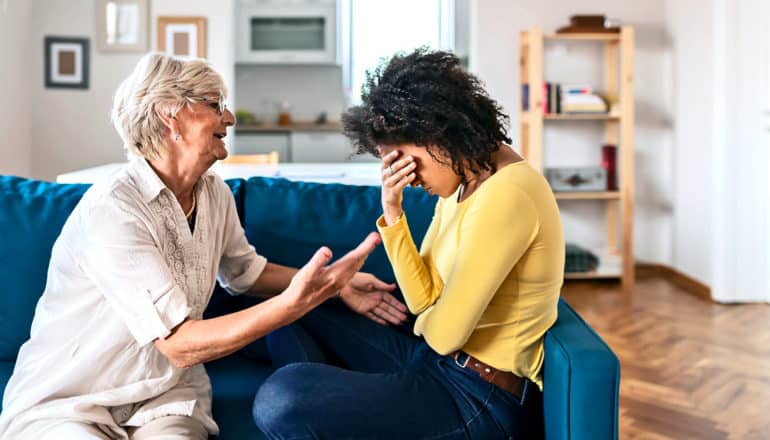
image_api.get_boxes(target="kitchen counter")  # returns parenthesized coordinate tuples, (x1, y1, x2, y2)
(235, 122, 342, 133)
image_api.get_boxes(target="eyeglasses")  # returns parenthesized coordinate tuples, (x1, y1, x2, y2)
(188, 94, 227, 115)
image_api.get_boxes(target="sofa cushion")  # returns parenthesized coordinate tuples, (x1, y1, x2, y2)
(0, 361, 15, 413)
(0, 176, 89, 361)
(206, 354, 273, 440)
(241, 177, 437, 285)
(544, 299, 620, 440)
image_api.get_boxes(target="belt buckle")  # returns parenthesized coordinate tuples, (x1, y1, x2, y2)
(453, 351, 469, 368)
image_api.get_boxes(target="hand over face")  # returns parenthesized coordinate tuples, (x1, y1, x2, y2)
(287, 232, 382, 313)
(380, 150, 416, 224)
(339, 272, 408, 326)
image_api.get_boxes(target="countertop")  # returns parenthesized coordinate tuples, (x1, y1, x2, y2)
(57, 162, 382, 186)
(235, 122, 343, 133)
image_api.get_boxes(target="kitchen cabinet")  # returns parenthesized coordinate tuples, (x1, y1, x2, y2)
(234, 131, 378, 163)
(233, 134, 290, 162)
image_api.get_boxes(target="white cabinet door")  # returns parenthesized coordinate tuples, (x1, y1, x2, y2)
(233, 134, 290, 162)
(290, 132, 377, 163)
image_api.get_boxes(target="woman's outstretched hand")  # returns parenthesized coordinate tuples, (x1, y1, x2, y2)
(380, 150, 416, 225)
(339, 273, 408, 326)
(284, 232, 382, 315)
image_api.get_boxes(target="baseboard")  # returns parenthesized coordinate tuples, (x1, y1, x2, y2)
(635, 263, 712, 302)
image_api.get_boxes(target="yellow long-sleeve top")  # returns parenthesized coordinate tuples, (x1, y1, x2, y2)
(376, 160, 564, 389)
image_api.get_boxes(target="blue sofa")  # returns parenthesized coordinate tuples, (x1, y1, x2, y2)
(0, 174, 619, 439)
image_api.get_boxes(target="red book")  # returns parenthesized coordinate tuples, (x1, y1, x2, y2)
(601, 144, 618, 190)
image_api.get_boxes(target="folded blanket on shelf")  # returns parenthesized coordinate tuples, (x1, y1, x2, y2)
(565, 244, 600, 273)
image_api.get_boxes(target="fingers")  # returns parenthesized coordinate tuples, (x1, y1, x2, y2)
(302, 246, 332, 275)
(381, 155, 414, 178)
(385, 172, 416, 194)
(366, 276, 397, 292)
(383, 161, 417, 187)
(345, 232, 381, 262)
(382, 293, 408, 312)
(328, 232, 382, 280)
(380, 150, 399, 172)
(375, 301, 408, 324)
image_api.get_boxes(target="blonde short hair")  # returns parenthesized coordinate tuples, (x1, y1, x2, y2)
(111, 53, 227, 160)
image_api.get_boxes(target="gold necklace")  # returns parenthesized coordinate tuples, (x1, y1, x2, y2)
(184, 192, 196, 219)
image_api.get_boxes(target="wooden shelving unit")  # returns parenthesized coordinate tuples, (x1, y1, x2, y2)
(519, 27, 635, 292)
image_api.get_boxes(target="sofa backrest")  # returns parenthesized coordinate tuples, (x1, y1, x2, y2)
(0, 176, 90, 361)
(240, 177, 437, 285)
(0, 174, 436, 359)
(0, 176, 247, 361)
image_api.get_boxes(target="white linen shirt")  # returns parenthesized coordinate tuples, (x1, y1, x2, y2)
(0, 158, 267, 439)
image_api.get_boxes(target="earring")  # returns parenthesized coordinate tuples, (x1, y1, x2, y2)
(174, 133, 180, 141)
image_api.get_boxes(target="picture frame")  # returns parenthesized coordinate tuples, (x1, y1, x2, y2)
(157, 16, 207, 59)
(44, 36, 90, 89)
(95, 0, 149, 53)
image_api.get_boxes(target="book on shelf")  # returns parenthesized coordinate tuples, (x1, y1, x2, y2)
(522, 83, 529, 111)
(521, 82, 607, 114)
(562, 84, 593, 95)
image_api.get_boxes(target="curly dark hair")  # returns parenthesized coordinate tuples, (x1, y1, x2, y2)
(342, 48, 511, 181)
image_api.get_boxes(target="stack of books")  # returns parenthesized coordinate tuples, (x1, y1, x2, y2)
(560, 84, 608, 114)
(521, 83, 608, 114)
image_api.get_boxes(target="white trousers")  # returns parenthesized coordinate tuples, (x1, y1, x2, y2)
(19, 415, 208, 440)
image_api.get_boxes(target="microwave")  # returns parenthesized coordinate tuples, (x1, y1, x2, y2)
(236, 0, 338, 65)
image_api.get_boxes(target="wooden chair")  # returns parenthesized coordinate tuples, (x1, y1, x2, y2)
(221, 151, 279, 165)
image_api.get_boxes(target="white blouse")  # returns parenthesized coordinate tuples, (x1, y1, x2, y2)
(0, 158, 267, 438)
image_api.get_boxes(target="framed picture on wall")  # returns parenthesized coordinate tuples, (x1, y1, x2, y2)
(44, 36, 90, 89)
(95, 0, 149, 53)
(157, 16, 206, 59)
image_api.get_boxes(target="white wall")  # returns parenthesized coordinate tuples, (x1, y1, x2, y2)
(151, 0, 235, 115)
(27, 0, 236, 181)
(29, 0, 140, 180)
(469, 0, 672, 265)
(664, 0, 714, 286)
(0, 0, 32, 177)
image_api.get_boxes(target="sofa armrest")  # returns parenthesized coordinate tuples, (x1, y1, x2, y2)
(543, 299, 620, 440)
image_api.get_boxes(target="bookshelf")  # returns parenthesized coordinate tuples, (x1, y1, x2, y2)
(519, 26, 635, 292)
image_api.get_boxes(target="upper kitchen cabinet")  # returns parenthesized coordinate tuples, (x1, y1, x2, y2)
(235, 0, 339, 65)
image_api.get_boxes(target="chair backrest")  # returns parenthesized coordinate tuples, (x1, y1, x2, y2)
(221, 152, 279, 165)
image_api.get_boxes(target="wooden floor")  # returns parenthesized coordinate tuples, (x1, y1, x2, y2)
(561, 277, 770, 440)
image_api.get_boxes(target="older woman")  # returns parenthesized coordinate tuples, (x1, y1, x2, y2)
(0, 53, 405, 439)
(253, 49, 564, 439)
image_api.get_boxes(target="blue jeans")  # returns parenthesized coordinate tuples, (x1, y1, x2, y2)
(253, 301, 544, 439)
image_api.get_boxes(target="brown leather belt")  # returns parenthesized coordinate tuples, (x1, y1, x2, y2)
(451, 351, 526, 400)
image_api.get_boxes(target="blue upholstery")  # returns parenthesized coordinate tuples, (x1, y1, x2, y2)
(0, 174, 619, 440)
(241, 177, 436, 284)
(0, 176, 89, 361)
(206, 354, 272, 440)
(544, 301, 620, 440)
(0, 362, 14, 413)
